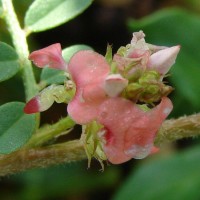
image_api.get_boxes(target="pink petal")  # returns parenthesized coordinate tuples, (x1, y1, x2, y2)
(68, 50, 110, 86)
(104, 74, 128, 97)
(67, 84, 107, 124)
(67, 50, 110, 124)
(124, 97, 172, 158)
(98, 97, 135, 164)
(29, 43, 67, 70)
(147, 45, 180, 75)
(97, 97, 172, 164)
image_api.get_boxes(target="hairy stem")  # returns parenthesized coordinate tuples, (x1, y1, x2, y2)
(155, 113, 200, 145)
(2, 0, 38, 100)
(0, 140, 85, 177)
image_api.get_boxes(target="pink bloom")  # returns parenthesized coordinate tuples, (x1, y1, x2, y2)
(25, 32, 180, 165)
(29, 43, 67, 70)
(67, 50, 127, 124)
(67, 49, 174, 164)
(97, 97, 172, 164)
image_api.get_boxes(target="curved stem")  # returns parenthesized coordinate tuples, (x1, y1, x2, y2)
(2, 0, 38, 100)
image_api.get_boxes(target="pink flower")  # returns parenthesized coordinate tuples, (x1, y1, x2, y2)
(25, 32, 180, 164)
(67, 50, 127, 124)
(67, 50, 174, 164)
(97, 97, 172, 164)
(29, 43, 67, 70)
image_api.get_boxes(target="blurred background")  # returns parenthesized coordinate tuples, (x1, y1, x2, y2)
(1, 0, 200, 199)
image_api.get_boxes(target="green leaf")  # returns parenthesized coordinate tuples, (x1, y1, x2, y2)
(62, 44, 92, 62)
(40, 68, 66, 86)
(128, 8, 200, 115)
(0, 102, 36, 154)
(25, 0, 93, 32)
(113, 145, 200, 200)
(40, 44, 92, 87)
(0, 42, 20, 82)
(12, 163, 120, 200)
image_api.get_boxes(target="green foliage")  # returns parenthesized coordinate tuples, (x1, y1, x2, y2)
(0, 102, 36, 154)
(40, 45, 92, 86)
(10, 163, 120, 200)
(0, 42, 20, 82)
(113, 145, 200, 200)
(128, 8, 200, 116)
(0, 1, 2, 17)
(24, 0, 93, 32)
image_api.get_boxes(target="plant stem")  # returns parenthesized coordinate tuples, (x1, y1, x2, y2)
(155, 113, 200, 145)
(0, 140, 86, 176)
(2, 0, 38, 100)
(25, 116, 76, 148)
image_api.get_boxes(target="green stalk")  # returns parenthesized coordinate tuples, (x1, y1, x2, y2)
(2, 0, 38, 100)
(25, 116, 76, 148)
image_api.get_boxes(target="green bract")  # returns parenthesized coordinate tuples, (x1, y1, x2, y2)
(25, 0, 93, 32)
(0, 102, 36, 154)
(0, 42, 20, 82)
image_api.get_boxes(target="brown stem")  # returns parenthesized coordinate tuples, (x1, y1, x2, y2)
(0, 140, 86, 176)
(155, 113, 200, 145)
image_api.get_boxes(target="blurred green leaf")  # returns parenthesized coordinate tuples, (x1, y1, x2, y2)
(62, 44, 92, 62)
(12, 163, 120, 200)
(0, 1, 3, 18)
(128, 8, 200, 116)
(40, 44, 92, 86)
(113, 145, 200, 200)
(25, 0, 93, 32)
(0, 102, 35, 154)
(0, 42, 20, 82)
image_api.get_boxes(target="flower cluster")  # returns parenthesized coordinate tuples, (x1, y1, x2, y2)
(24, 31, 180, 164)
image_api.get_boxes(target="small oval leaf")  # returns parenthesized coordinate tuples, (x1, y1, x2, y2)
(0, 42, 20, 82)
(25, 0, 93, 32)
(0, 102, 36, 154)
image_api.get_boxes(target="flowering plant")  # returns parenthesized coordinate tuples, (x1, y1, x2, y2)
(24, 31, 180, 166)
(0, 0, 199, 179)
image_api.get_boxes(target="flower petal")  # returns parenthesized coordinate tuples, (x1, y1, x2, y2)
(29, 43, 67, 70)
(147, 45, 180, 75)
(104, 74, 128, 97)
(67, 50, 110, 124)
(68, 50, 110, 86)
(97, 97, 172, 164)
